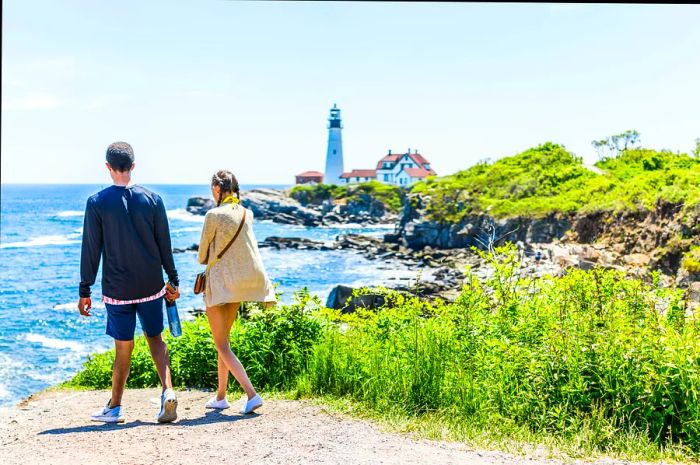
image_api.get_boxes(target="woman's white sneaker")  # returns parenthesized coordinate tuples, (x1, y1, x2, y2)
(157, 388, 178, 423)
(91, 400, 125, 423)
(205, 396, 230, 410)
(240, 394, 263, 414)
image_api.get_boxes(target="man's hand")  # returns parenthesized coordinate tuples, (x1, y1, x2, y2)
(165, 284, 180, 302)
(78, 297, 92, 317)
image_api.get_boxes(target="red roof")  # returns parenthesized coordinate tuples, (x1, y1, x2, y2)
(403, 167, 435, 178)
(296, 171, 323, 177)
(407, 152, 431, 167)
(377, 152, 433, 171)
(340, 169, 377, 179)
(376, 154, 402, 169)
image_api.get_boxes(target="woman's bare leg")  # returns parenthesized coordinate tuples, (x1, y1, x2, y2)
(214, 303, 237, 400)
(206, 303, 257, 399)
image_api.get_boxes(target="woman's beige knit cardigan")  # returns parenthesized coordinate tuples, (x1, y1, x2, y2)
(197, 203, 276, 307)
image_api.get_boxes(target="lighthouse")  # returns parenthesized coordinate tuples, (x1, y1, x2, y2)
(324, 104, 344, 185)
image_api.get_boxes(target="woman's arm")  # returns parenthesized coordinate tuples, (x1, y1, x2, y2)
(197, 212, 215, 265)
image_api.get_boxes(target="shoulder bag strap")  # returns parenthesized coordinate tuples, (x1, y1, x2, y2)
(204, 208, 247, 274)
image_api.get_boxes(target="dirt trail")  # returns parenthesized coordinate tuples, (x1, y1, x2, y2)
(0, 389, 665, 465)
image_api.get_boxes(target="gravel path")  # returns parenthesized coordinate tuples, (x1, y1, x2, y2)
(0, 389, 667, 465)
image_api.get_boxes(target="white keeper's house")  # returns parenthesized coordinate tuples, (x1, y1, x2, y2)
(339, 149, 437, 186)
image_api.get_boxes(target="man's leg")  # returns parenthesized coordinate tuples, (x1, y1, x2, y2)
(145, 333, 172, 391)
(104, 303, 138, 409)
(137, 298, 177, 423)
(111, 339, 134, 407)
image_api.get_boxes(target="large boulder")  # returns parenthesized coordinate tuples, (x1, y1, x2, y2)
(186, 197, 216, 215)
(242, 189, 323, 226)
(326, 285, 387, 313)
(186, 189, 323, 226)
(258, 236, 334, 251)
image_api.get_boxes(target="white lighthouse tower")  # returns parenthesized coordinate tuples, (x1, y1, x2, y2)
(324, 104, 344, 185)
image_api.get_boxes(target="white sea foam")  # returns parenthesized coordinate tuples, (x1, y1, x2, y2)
(53, 301, 105, 311)
(171, 226, 202, 233)
(0, 233, 82, 249)
(0, 383, 10, 400)
(167, 209, 204, 223)
(55, 210, 84, 218)
(24, 334, 86, 352)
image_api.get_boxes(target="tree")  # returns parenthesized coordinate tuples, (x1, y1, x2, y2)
(694, 137, 700, 158)
(591, 130, 641, 160)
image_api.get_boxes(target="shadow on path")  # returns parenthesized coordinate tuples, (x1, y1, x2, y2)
(38, 410, 259, 435)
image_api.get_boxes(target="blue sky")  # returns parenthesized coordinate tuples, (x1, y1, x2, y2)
(2, 1, 699, 184)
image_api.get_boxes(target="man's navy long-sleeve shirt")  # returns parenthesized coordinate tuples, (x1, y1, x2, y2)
(79, 185, 179, 300)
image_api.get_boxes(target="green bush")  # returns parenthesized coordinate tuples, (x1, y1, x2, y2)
(410, 143, 700, 222)
(681, 247, 700, 274)
(70, 290, 326, 391)
(290, 181, 403, 212)
(70, 246, 699, 458)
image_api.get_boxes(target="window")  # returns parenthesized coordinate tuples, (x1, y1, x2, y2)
(383, 174, 389, 181)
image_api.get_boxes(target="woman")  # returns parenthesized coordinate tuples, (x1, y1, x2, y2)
(197, 170, 276, 414)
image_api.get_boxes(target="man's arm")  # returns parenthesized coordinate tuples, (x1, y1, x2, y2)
(78, 198, 102, 314)
(154, 196, 179, 289)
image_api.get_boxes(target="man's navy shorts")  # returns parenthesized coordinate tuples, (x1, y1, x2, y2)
(105, 298, 164, 341)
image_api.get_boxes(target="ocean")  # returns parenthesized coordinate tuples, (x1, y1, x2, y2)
(0, 184, 417, 407)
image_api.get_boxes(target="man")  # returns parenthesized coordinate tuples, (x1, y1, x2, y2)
(78, 141, 181, 424)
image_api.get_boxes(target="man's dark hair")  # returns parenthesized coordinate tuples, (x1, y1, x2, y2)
(106, 141, 135, 172)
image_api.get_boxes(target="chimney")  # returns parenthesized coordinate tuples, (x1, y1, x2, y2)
(407, 148, 411, 154)
(388, 149, 391, 155)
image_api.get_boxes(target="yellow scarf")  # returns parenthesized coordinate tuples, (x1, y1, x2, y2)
(221, 195, 240, 206)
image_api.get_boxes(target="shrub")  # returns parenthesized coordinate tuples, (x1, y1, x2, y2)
(681, 247, 700, 274)
(70, 247, 700, 457)
(410, 144, 700, 222)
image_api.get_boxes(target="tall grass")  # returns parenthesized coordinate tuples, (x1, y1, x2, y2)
(70, 245, 699, 460)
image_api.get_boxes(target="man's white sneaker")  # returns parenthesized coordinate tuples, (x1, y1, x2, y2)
(157, 388, 178, 423)
(91, 400, 125, 423)
(240, 394, 263, 414)
(205, 396, 231, 410)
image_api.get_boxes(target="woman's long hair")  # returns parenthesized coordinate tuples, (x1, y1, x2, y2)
(211, 170, 240, 206)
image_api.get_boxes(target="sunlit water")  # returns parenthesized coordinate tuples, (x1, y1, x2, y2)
(0, 184, 417, 406)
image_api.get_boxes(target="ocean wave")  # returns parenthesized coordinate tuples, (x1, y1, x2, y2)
(55, 210, 84, 218)
(24, 333, 86, 352)
(53, 302, 105, 311)
(167, 209, 204, 223)
(0, 233, 82, 249)
(171, 226, 202, 233)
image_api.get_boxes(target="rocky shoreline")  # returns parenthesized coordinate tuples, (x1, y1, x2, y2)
(187, 187, 397, 227)
(184, 189, 700, 312)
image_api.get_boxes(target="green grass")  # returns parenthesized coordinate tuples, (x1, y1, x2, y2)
(290, 180, 403, 212)
(69, 246, 700, 462)
(410, 143, 700, 222)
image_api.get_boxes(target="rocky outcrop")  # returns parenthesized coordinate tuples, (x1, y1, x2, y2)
(326, 285, 389, 313)
(396, 192, 700, 281)
(173, 243, 198, 253)
(243, 189, 324, 226)
(186, 188, 396, 226)
(396, 193, 571, 250)
(186, 197, 216, 216)
(259, 236, 334, 251)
